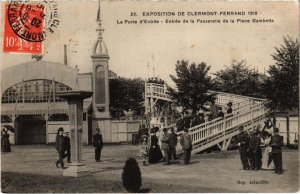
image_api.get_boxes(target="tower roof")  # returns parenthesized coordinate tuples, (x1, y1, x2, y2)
(93, 39, 108, 55)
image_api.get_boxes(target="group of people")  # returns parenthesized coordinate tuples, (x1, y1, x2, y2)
(139, 127, 193, 166)
(55, 127, 104, 168)
(237, 125, 284, 175)
(1, 128, 11, 153)
(176, 102, 233, 132)
(55, 127, 71, 169)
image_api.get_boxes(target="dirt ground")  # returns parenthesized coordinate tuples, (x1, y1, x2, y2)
(1, 144, 299, 193)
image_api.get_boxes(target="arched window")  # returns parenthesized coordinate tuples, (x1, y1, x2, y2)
(1, 79, 72, 103)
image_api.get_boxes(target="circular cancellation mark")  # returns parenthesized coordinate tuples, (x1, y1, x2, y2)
(7, 0, 59, 43)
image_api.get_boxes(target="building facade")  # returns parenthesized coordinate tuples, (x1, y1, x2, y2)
(0, 59, 118, 145)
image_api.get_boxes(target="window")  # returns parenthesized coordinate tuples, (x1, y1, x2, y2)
(2, 80, 72, 103)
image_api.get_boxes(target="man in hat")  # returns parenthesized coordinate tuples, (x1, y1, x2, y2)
(236, 126, 250, 170)
(64, 132, 71, 163)
(93, 128, 103, 162)
(217, 107, 225, 119)
(271, 128, 284, 175)
(210, 101, 218, 119)
(249, 127, 262, 170)
(180, 128, 192, 165)
(161, 128, 170, 165)
(169, 128, 178, 161)
(55, 127, 66, 169)
(226, 102, 233, 114)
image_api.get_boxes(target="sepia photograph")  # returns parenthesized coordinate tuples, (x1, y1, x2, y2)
(0, 0, 299, 193)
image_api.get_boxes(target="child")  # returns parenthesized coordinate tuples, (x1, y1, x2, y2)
(138, 135, 149, 166)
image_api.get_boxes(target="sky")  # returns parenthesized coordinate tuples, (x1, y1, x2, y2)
(1, 0, 299, 86)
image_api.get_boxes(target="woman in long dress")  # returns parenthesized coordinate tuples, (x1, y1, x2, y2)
(148, 130, 163, 164)
(1, 128, 11, 153)
(261, 131, 274, 170)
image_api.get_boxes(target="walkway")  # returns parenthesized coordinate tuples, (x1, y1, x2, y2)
(1, 145, 299, 192)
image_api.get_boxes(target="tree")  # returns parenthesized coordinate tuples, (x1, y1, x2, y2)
(262, 36, 299, 112)
(109, 77, 145, 119)
(213, 60, 263, 98)
(168, 60, 215, 113)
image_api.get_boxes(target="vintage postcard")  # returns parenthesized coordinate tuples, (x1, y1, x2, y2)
(0, 0, 299, 193)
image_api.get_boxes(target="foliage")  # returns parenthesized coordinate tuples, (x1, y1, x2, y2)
(122, 157, 142, 193)
(109, 77, 145, 119)
(213, 60, 263, 98)
(168, 60, 215, 113)
(262, 36, 299, 112)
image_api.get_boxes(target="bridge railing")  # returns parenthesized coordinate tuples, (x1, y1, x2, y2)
(145, 83, 171, 101)
(173, 99, 268, 154)
(209, 90, 265, 104)
(190, 102, 266, 143)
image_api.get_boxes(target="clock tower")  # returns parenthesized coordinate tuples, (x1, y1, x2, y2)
(91, 0, 111, 139)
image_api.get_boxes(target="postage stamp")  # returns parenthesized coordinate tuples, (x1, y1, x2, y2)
(3, 3, 44, 54)
(3, 0, 59, 54)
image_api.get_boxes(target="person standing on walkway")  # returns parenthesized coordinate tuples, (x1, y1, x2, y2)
(148, 128, 163, 164)
(55, 128, 66, 169)
(1, 128, 11, 153)
(138, 136, 149, 166)
(271, 128, 284, 175)
(64, 132, 71, 163)
(249, 128, 262, 170)
(226, 102, 233, 114)
(261, 131, 274, 170)
(169, 128, 178, 161)
(93, 128, 103, 162)
(161, 128, 170, 165)
(180, 128, 192, 165)
(210, 101, 218, 119)
(237, 126, 250, 170)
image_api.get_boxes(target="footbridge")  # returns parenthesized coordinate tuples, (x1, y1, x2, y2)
(145, 80, 270, 154)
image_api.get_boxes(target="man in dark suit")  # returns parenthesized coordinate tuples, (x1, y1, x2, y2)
(180, 128, 192, 165)
(169, 128, 178, 161)
(271, 128, 284, 175)
(55, 128, 66, 169)
(237, 126, 250, 170)
(217, 108, 225, 119)
(93, 128, 103, 162)
(249, 128, 262, 170)
(226, 102, 233, 114)
(64, 132, 71, 163)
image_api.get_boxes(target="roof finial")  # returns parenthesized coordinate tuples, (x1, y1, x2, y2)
(96, 0, 104, 41)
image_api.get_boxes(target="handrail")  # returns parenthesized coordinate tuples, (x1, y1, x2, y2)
(173, 98, 268, 154)
(208, 90, 266, 102)
(145, 83, 269, 154)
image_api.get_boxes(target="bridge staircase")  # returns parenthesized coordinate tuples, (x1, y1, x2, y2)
(144, 81, 270, 154)
(176, 92, 269, 154)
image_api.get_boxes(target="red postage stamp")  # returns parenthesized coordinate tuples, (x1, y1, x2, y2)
(3, 3, 45, 54)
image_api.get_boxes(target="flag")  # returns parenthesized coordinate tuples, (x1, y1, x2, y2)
(96, 0, 101, 22)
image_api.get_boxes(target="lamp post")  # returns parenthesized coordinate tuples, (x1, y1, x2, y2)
(57, 90, 93, 177)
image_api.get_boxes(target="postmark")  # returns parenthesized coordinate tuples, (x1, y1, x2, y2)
(7, 3, 45, 42)
(3, 0, 60, 54)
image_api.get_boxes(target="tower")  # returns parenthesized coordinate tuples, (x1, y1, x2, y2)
(91, 0, 111, 140)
